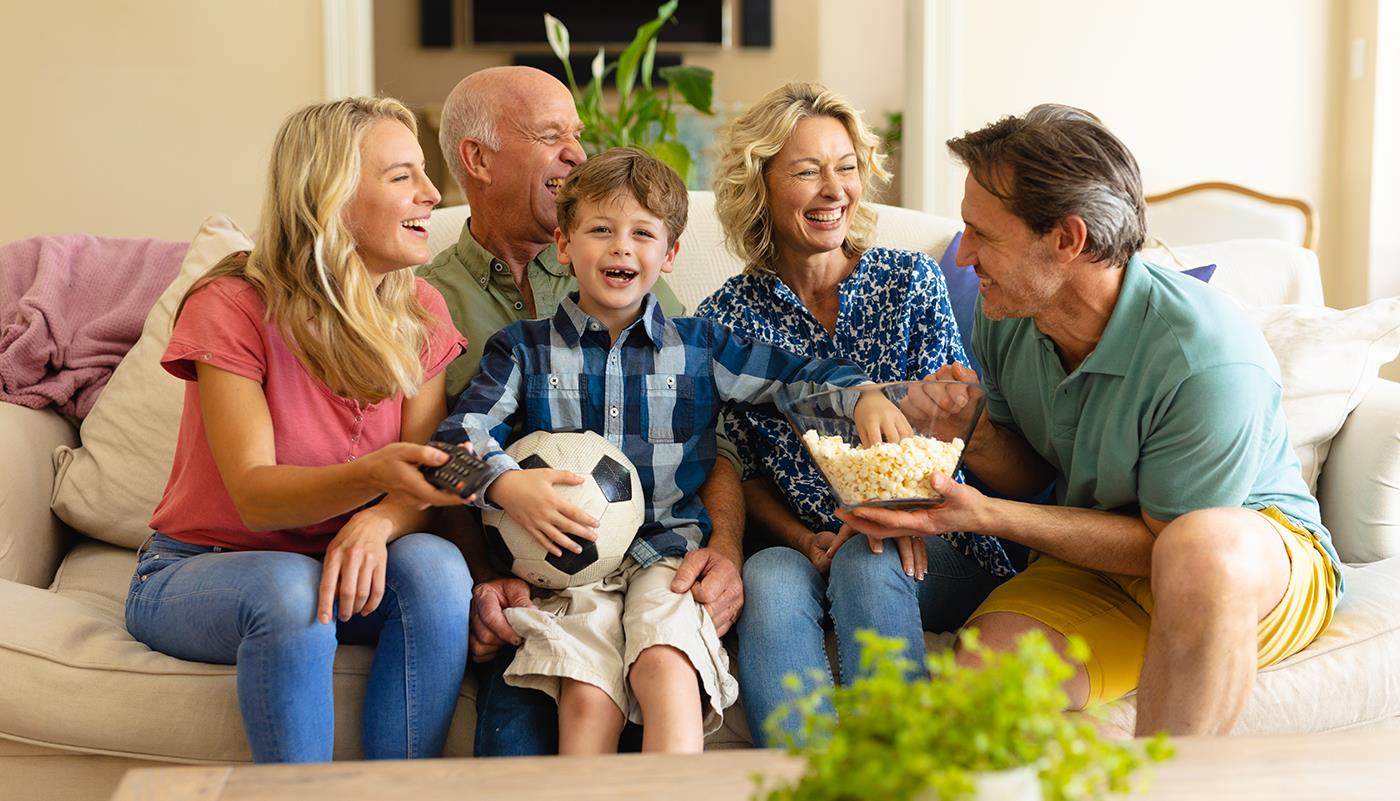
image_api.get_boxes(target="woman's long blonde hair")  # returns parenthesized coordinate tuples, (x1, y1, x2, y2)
(179, 97, 437, 404)
(713, 82, 890, 275)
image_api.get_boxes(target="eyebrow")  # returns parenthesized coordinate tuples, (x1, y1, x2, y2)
(380, 161, 421, 175)
(786, 153, 858, 166)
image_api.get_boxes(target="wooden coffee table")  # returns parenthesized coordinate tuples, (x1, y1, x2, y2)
(110, 730, 1397, 801)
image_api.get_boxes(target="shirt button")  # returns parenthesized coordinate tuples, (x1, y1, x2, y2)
(590, 323, 600, 331)
(201, 353, 211, 361)
(480, 277, 488, 286)
(346, 455, 356, 462)
(609, 406, 619, 418)
(354, 414, 363, 423)
(666, 376, 675, 389)
(549, 375, 559, 387)
(351, 434, 359, 443)
(493, 262, 504, 272)
(514, 301, 524, 310)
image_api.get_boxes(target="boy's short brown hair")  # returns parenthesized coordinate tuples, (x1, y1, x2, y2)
(555, 147, 689, 246)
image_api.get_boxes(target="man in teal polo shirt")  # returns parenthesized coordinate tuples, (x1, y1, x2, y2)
(420, 66, 745, 754)
(837, 105, 1341, 736)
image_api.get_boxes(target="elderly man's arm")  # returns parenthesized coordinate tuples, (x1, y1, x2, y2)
(672, 453, 745, 636)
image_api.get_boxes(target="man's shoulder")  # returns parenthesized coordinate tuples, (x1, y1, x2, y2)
(1138, 261, 1274, 374)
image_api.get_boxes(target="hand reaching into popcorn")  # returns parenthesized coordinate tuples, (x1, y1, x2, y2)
(853, 389, 914, 446)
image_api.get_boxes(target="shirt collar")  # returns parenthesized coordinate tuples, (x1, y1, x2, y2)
(456, 217, 571, 286)
(552, 292, 669, 350)
(1078, 255, 1148, 377)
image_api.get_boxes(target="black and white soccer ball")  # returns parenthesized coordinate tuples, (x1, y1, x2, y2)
(483, 431, 645, 589)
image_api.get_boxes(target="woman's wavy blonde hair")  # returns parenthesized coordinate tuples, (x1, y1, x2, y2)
(713, 82, 890, 275)
(178, 97, 437, 404)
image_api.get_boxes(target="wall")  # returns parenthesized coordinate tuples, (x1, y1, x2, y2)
(0, 1, 326, 244)
(939, 0, 1349, 303)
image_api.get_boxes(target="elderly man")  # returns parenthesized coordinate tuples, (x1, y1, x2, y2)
(837, 105, 1341, 736)
(418, 66, 745, 755)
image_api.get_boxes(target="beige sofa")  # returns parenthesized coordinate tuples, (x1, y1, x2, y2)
(3, 194, 1399, 801)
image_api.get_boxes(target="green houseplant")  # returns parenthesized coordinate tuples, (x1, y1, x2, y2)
(543, 0, 714, 183)
(754, 630, 1173, 801)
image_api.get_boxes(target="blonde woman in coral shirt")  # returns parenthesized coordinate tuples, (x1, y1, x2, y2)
(127, 98, 474, 763)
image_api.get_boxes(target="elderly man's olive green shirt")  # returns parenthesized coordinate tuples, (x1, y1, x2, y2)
(418, 217, 686, 405)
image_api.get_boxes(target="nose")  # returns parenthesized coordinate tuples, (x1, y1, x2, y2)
(420, 174, 442, 208)
(562, 136, 586, 168)
(819, 167, 843, 199)
(955, 234, 974, 267)
(610, 233, 631, 255)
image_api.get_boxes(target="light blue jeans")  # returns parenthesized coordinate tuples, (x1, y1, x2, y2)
(125, 532, 472, 763)
(737, 536, 1007, 747)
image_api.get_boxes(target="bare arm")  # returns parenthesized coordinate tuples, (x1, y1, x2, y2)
(839, 473, 1162, 577)
(961, 413, 1057, 499)
(744, 476, 814, 552)
(699, 457, 745, 567)
(671, 457, 746, 636)
(196, 363, 463, 532)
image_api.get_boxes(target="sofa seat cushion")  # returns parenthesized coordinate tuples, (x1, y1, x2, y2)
(0, 539, 477, 762)
(1099, 557, 1400, 733)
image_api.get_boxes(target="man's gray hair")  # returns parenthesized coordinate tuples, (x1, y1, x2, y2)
(946, 103, 1146, 266)
(439, 83, 502, 193)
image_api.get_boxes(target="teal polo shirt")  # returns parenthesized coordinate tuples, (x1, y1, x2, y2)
(973, 256, 1342, 592)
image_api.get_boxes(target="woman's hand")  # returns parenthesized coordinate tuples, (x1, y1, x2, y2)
(359, 442, 472, 509)
(317, 507, 393, 624)
(487, 469, 599, 557)
(823, 523, 929, 581)
(853, 391, 914, 446)
(803, 530, 838, 575)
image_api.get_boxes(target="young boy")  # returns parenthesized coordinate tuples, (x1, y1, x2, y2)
(435, 147, 907, 753)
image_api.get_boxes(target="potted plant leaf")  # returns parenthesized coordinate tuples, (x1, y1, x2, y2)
(543, 0, 714, 184)
(754, 630, 1173, 801)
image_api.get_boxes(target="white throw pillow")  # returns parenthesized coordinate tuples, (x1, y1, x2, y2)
(50, 214, 253, 550)
(1247, 298, 1400, 493)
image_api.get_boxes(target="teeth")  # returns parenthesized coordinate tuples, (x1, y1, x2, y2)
(806, 210, 841, 222)
(401, 219, 428, 230)
(545, 178, 564, 188)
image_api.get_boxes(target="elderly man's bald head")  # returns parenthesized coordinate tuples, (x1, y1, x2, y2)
(439, 66, 573, 192)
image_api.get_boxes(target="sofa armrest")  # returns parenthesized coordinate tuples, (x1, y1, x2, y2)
(1315, 378, 1400, 563)
(0, 402, 78, 587)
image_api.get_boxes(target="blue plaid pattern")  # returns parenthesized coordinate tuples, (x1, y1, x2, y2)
(436, 293, 871, 567)
(696, 247, 1016, 578)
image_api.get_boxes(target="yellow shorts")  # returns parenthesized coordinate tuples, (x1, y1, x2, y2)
(967, 506, 1338, 704)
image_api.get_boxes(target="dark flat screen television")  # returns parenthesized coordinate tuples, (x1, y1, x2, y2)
(470, 1, 728, 47)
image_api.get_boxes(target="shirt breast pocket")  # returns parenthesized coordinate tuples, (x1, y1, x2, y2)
(525, 373, 586, 433)
(644, 374, 695, 443)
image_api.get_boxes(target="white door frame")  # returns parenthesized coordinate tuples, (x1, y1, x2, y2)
(902, 0, 960, 216)
(322, 0, 375, 99)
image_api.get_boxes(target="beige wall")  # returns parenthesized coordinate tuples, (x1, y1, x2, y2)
(946, 0, 1350, 303)
(0, 1, 326, 244)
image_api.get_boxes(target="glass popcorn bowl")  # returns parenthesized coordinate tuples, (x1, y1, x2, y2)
(782, 379, 987, 510)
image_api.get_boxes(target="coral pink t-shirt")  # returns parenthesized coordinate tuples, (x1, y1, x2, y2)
(148, 276, 466, 553)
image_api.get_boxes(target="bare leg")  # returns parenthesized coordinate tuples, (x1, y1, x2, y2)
(1135, 509, 1290, 736)
(960, 611, 1092, 707)
(557, 679, 626, 755)
(629, 645, 704, 753)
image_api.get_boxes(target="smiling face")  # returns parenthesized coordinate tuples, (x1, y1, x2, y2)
(345, 118, 441, 284)
(764, 115, 863, 261)
(485, 80, 586, 245)
(556, 191, 678, 333)
(957, 170, 1068, 321)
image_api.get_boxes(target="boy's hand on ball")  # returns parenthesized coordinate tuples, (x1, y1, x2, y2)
(489, 468, 600, 557)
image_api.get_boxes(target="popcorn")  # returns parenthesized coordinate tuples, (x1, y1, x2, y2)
(802, 430, 964, 504)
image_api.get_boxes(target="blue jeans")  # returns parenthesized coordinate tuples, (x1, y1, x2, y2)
(737, 537, 1008, 747)
(125, 532, 472, 763)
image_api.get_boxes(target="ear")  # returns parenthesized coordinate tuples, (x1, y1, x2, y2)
(660, 238, 680, 274)
(459, 138, 492, 186)
(554, 226, 572, 265)
(1050, 214, 1089, 263)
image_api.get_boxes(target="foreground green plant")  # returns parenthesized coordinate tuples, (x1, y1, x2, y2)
(755, 630, 1173, 801)
(544, 0, 714, 183)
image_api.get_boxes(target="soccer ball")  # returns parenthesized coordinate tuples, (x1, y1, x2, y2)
(482, 431, 645, 589)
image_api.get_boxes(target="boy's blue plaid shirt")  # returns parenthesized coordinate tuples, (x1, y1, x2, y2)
(435, 292, 870, 567)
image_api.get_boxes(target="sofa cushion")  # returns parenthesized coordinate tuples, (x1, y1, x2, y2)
(50, 215, 253, 550)
(1246, 298, 1400, 493)
(0, 539, 478, 762)
(1139, 239, 1324, 307)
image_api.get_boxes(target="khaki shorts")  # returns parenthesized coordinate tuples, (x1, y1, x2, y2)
(967, 506, 1339, 704)
(503, 555, 739, 734)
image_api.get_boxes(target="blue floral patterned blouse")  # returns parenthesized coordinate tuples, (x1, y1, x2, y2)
(695, 247, 1016, 578)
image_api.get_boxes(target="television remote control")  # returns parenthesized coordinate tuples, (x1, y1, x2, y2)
(420, 441, 493, 500)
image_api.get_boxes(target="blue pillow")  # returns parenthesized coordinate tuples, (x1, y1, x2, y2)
(936, 231, 1217, 380)
(936, 231, 982, 377)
